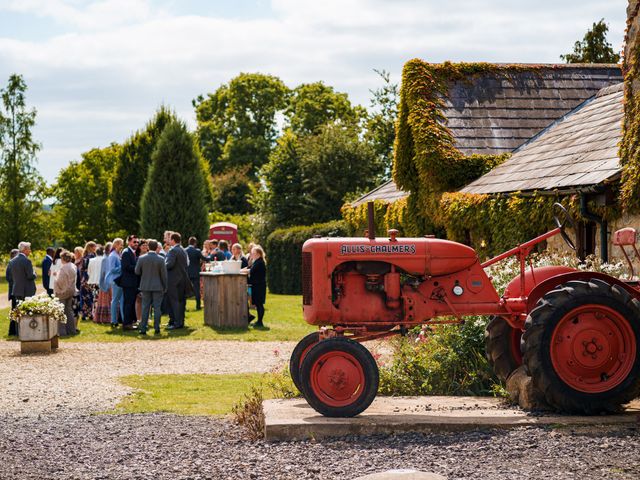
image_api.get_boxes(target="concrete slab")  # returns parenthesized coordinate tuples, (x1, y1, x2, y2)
(264, 396, 640, 441)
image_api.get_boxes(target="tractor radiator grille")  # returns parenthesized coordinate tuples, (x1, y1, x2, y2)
(302, 252, 313, 305)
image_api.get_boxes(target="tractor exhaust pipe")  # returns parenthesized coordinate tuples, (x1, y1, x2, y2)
(367, 201, 376, 240)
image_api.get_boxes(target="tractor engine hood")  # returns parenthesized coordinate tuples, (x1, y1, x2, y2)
(305, 237, 478, 277)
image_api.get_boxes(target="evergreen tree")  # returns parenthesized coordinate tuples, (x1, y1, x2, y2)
(140, 121, 211, 243)
(111, 106, 176, 234)
(561, 19, 621, 64)
(0, 74, 47, 250)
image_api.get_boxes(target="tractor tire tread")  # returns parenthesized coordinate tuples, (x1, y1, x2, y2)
(522, 278, 640, 414)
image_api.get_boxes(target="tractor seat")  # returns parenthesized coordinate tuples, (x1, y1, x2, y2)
(613, 227, 637, 246)
(613, 227, 639, 280)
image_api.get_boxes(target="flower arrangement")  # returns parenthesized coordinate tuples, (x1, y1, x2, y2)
(9, 293, 67, 324)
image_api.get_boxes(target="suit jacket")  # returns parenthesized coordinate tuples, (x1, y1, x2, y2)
(165, 245, 188, 288)
(5, 262, 13, 300)
(42, 256, 52, 290)
(185, 246, 205, 279)
(9, 254, 37, 298)
(135, 252, 168, 292)
(119, 247, 139, 288)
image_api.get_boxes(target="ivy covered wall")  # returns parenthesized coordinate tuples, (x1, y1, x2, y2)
(342, 58, 634, 258)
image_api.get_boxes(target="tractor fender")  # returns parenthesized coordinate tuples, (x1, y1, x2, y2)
(526, 270, 640, 312)
(503, 266, 576, 300)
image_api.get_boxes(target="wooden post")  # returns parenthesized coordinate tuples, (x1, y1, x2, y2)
(201, 272, 249, 329)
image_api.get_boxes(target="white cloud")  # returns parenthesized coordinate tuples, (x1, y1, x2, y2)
(0, 0, 628, 181)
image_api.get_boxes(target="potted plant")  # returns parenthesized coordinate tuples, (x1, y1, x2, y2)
(10, 293, 67, 353)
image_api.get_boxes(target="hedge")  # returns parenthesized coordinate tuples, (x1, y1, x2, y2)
(265, 220, 348, 295)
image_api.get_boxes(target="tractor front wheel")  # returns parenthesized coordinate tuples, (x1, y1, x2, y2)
(522, 279, 640, 414)
(289, 331, 320, 394)
(485, 316, 522, 381)
(300, 337, 379, 417)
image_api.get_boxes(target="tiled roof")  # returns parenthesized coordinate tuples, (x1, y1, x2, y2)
(351, 179, 407, 207)
(461, 82, 624, 194)
(352, 63, 622, 206)
(444, 65, 622, 155)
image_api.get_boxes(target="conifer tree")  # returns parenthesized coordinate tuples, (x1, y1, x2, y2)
(140, 120, 211, 243)
(111, 106, 176, 234)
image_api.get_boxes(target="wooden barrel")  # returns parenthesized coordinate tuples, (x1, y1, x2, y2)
(201, 272, 248, 329)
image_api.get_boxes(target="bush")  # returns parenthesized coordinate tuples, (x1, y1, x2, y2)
(379, 319, 497, 396)
(265, 220, 348, 294)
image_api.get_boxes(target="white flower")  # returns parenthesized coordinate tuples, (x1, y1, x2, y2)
(9, 293, 67, 324)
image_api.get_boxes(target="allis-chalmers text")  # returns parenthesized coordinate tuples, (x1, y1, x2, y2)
(339, 244, 417, 255)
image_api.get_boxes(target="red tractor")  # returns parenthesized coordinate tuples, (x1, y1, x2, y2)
(290, 203, 640, 417)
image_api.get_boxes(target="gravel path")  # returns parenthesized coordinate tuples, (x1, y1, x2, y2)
(0, 414, 638, 480)
(0, 340, 294, 416)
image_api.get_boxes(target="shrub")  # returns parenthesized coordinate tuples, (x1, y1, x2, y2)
(265, 220, 348, 294)
(232, 386, 265, 440)
(379, 318, 496, 396)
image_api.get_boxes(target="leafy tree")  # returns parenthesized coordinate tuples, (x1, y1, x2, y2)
(285, 82, 363, 136)
(258, 131, 307, 228)
(0, 74, 47, 250)
(561, 19, 621, 63)
(111, 106, 177, 235)
(140, 121, 211, 243)
(365, 69, 398, 180)
(54, 145, 119, 245)
(194, 73, 289, 177)
(259, 124, 382, 230)
(211, 166, 253, 214)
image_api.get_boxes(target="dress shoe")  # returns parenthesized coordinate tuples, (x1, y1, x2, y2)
(154, 330, 160, 335)
(122, 324, 137, 331)
(253, 321, 264, 328)
(139, 330, 147, 336)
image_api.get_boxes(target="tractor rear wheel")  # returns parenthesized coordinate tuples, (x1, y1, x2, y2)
(289, 331, 320, 394)
(522, 278, 640, 414)
(485, 316, 523, 381)
(300, 337, 379, 417)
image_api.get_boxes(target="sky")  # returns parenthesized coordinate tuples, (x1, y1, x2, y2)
(0, 0, 628, 182)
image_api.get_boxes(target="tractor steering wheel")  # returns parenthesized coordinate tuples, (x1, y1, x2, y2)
(553, 203, 577, 251)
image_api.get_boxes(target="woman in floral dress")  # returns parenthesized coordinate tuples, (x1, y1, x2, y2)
(93, 242, 112, 323)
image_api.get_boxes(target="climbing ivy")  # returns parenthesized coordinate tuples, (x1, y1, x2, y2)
(344, 58, 628, 256)
(620, 11, 640, 211)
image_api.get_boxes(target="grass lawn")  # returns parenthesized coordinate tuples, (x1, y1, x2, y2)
(113, 373, 288, 415)
(0, 293, 314, 342)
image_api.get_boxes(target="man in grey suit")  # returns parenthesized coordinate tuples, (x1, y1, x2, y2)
(165, 232, 189, 330)
(7, 242, 37, 336)
(135, 239, 167, 335)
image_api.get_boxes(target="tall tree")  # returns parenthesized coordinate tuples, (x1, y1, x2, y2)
(259, 124, 382, 229)
(258, 130, 307, 228)
(0, 74, 46, 250)
(54, 145, 119, 246)
(111, 106, 176, 235)
(365, 69, 398, 180)
(285, 82, 363, 136)
(194, 73, 289, 177)
(140, 121, 211, 243)
(561, 19, 621, 63)
(211, 166, 253, 214)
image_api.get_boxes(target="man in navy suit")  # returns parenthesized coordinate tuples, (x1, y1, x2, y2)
(42, 247, 54, 296)
(185, 237, 205, 310)
(119, 235, 140, 330)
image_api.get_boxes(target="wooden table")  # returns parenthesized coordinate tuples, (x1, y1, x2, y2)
(201, 272, 248, 329)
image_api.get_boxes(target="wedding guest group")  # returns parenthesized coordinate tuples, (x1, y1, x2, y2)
(4, 235, 268, 337)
